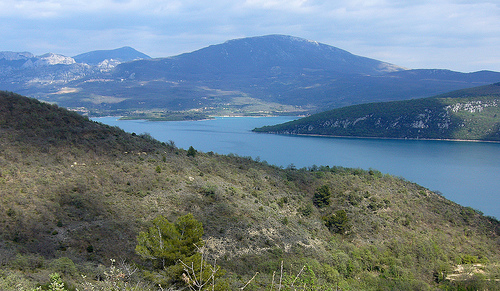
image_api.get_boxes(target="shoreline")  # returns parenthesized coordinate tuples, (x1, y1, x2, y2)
(258, 131, 500, 144)
(93, 114, 299, 121)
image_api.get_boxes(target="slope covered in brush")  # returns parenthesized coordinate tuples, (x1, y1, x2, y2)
(254, 83, 500, 141)
(0, 91, 499, 290)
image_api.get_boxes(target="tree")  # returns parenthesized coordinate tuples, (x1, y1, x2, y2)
(324, 210, 350, 234)
(136, 214, 227, 288)
(187, 146, 197, 157)
(136, 214, 203, 270)
(313, 185, 331, 208)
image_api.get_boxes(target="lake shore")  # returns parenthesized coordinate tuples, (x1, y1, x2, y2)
(256, 131, 500, 144)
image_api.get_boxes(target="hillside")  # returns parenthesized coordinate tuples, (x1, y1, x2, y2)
(254, 83, 500, 142)
(0, 91, 499, 290)
(2, 35, 500, 116)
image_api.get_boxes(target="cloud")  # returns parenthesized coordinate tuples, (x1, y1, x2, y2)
(0, 0, 181, 19)
(243, 0, 311, 11)
(0, 0, 499, 72)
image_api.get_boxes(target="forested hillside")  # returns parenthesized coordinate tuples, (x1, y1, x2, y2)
(0, 91, 499, 290)
(254, 83, 500, 142)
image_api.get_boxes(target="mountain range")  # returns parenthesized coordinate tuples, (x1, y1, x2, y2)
(0, 46, 150, 91)
(2, 35, 500, 115)
(0, 46, 150, 68)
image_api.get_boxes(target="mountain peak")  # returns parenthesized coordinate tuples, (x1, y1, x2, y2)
(224, 34, 319, 44)
(73, 47, 151, 65)
(34, 53, 76, 66)
(162, 34, 405, 76)
(0, 51, 34, 61)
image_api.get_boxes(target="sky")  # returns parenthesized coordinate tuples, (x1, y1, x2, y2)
(1, 0, 500, 73)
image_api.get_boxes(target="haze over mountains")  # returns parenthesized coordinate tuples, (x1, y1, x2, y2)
(1, 35, 500, 115)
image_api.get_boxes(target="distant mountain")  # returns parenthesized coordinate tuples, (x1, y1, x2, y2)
(0, 51, 90, 91)
(116, 34, 404, 79)
(0, 51, 34, 61)
(1, 35, 500, 115)
(73, 46, 151, 65)
(68, 35, 500, 113)
(0, 51, 75, 69)
(0, 47, 149, 98)
(254, 83, 500, 141)
(30, 53, 76, 67)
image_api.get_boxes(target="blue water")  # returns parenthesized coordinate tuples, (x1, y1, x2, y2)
(95, 116, 500, 219)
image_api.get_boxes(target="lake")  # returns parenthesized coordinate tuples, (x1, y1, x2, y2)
(94, 116, 500, 219)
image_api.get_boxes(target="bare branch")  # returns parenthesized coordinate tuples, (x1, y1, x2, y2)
(278, 260, 283, 291)
(240, 272, 259, 290)
(179, 244, 220, 291)
(290, 265, 306, 287)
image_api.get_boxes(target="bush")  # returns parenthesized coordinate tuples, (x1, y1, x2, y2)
(299, 204, 313, 217)
(10, 253, 44, 271)
(187, 146, 197, 157)
(323, 210, 350, 234)
(48, 257, 78, 276)
(313, 185, 331, 208)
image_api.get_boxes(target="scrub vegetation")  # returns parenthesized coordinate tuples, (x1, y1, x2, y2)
(0, 91, 499, 290)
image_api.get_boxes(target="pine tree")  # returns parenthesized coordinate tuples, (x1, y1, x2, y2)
(135, 214, 203, 269)
(187, 146, 197, 157)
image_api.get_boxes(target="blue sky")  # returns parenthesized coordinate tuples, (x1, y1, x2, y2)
(1, 0, 499, 72)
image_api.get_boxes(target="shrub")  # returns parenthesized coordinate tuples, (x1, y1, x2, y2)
(323, 210, 350, 234)
(200, 185, 218, 198)
(48, 257, 78, 276)
(299, 204, 313, 217)
(10, 253, 44, 271)
(313, 185, 331, 208)
(187, 146, 197, 157)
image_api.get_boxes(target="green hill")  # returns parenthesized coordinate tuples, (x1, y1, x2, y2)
(254, 83, 500, 141)
(0, 91, 499, 290)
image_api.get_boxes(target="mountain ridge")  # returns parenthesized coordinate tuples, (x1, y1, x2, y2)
(131, 34, 405, 76)
(1, 35, 500, 115)
(253, 82, 500, 141)
(73, 46, 151, 65)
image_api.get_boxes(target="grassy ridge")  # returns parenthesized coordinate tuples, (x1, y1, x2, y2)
(254, 83, 500, 141)
(0, 91, 499, 290)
